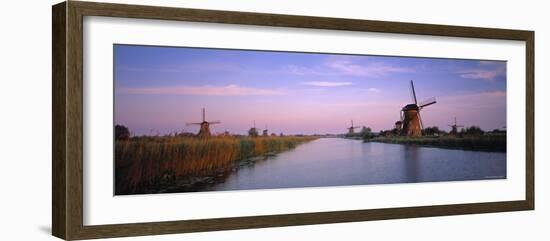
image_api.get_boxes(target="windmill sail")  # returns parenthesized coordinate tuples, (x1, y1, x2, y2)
(187, 107, 220, 137)
(409, 80, 418, 105)
(401, 80, 436, 137)
(347, 120, 360, 135)
(448, 117, 464, 135)
(419, 97, 437, 108)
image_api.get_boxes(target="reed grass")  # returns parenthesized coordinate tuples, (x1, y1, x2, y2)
(115, 136, 316, 194)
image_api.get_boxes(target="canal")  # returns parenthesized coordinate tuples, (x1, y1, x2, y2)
(202, 138, 506, 191)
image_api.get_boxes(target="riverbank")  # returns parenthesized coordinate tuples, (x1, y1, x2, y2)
(115, 135, 317, 195)
(365, 135, 506, 152)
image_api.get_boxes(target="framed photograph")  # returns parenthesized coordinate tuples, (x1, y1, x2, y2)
(52, 1, 534, 240)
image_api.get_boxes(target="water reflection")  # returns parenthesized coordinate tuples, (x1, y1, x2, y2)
(204, 138, 506, 192)
(403, 145, 420, 183)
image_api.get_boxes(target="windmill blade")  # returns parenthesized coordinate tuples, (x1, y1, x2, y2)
(420, 100, 436, 108)
(419, 97, 437, 108)
(186, 122, 202, 126)
(210, 121, 221, 124)
(409, 80, 418, 104)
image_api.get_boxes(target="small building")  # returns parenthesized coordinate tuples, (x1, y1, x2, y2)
(394, 121, 403, 130)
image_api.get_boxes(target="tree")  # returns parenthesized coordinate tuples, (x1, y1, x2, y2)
(391, 128, 400, 136)
(360, 126, 373, 139)
(423, 126, 440, 136)
(462, 126, 484, 136)
(491, 129, 506, 134)
(115, 124, 130, 140)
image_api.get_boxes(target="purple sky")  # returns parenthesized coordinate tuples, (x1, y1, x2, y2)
(114, 45, 506, 136)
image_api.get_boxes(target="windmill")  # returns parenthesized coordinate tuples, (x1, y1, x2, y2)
(248, 120, 259, 137)
(262, 124, 269, 137)
(400, 80, 436, 136)
(448, 117, 464, 135)
(347, 120, 360, 136)
(186, 108, 220, 138)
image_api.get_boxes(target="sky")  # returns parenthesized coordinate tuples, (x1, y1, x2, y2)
(114, 44, 507, 136)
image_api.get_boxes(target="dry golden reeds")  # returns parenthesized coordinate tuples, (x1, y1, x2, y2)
(115, 135, 316, 194)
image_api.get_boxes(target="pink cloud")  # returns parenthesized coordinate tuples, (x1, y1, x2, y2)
(326, 60, 413, 77)
(120, 84, 284, 96)
(302, 81, 353, 87)
(457, 61, 506, 81)
(439, 91, 506, 103)
(118, 62, 241, 73)
(479, 61, 500, 65)
(368, 88, 381, 93)
(287, 65, 326, 75)
(287, 58, 413, 77)
(457, 69, 500, 80)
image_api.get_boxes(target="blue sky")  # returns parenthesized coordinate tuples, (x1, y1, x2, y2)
(114, 44, 506, 135)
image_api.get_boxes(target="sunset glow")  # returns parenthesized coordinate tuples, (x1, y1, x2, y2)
(114, 45, 506, 136)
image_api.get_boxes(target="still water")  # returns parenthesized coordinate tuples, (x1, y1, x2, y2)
(204, 138, 506, 191)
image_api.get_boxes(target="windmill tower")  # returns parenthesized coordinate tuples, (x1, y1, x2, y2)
(248, 120, 259, 137)
(262, 124, 268, 137)
(186, 108, 220, 138)
(347, 120, 360, 136)
(449, 117, 464, 135)
(400, 80, 437, 137)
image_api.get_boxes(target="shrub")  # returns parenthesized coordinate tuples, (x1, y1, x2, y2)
(115, 124, 130, 140)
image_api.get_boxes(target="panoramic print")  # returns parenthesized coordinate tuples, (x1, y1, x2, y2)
(114, 44, 507, 195)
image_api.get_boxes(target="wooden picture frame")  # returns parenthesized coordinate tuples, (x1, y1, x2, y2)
(52, 1, 534, 240)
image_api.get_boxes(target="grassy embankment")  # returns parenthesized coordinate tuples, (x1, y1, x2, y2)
(115, 136, 317, 194)
(366, 135, 506, 152)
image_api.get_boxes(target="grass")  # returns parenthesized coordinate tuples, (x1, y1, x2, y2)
(366, 135, 506, 152)
(115, 135, 317, 194)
